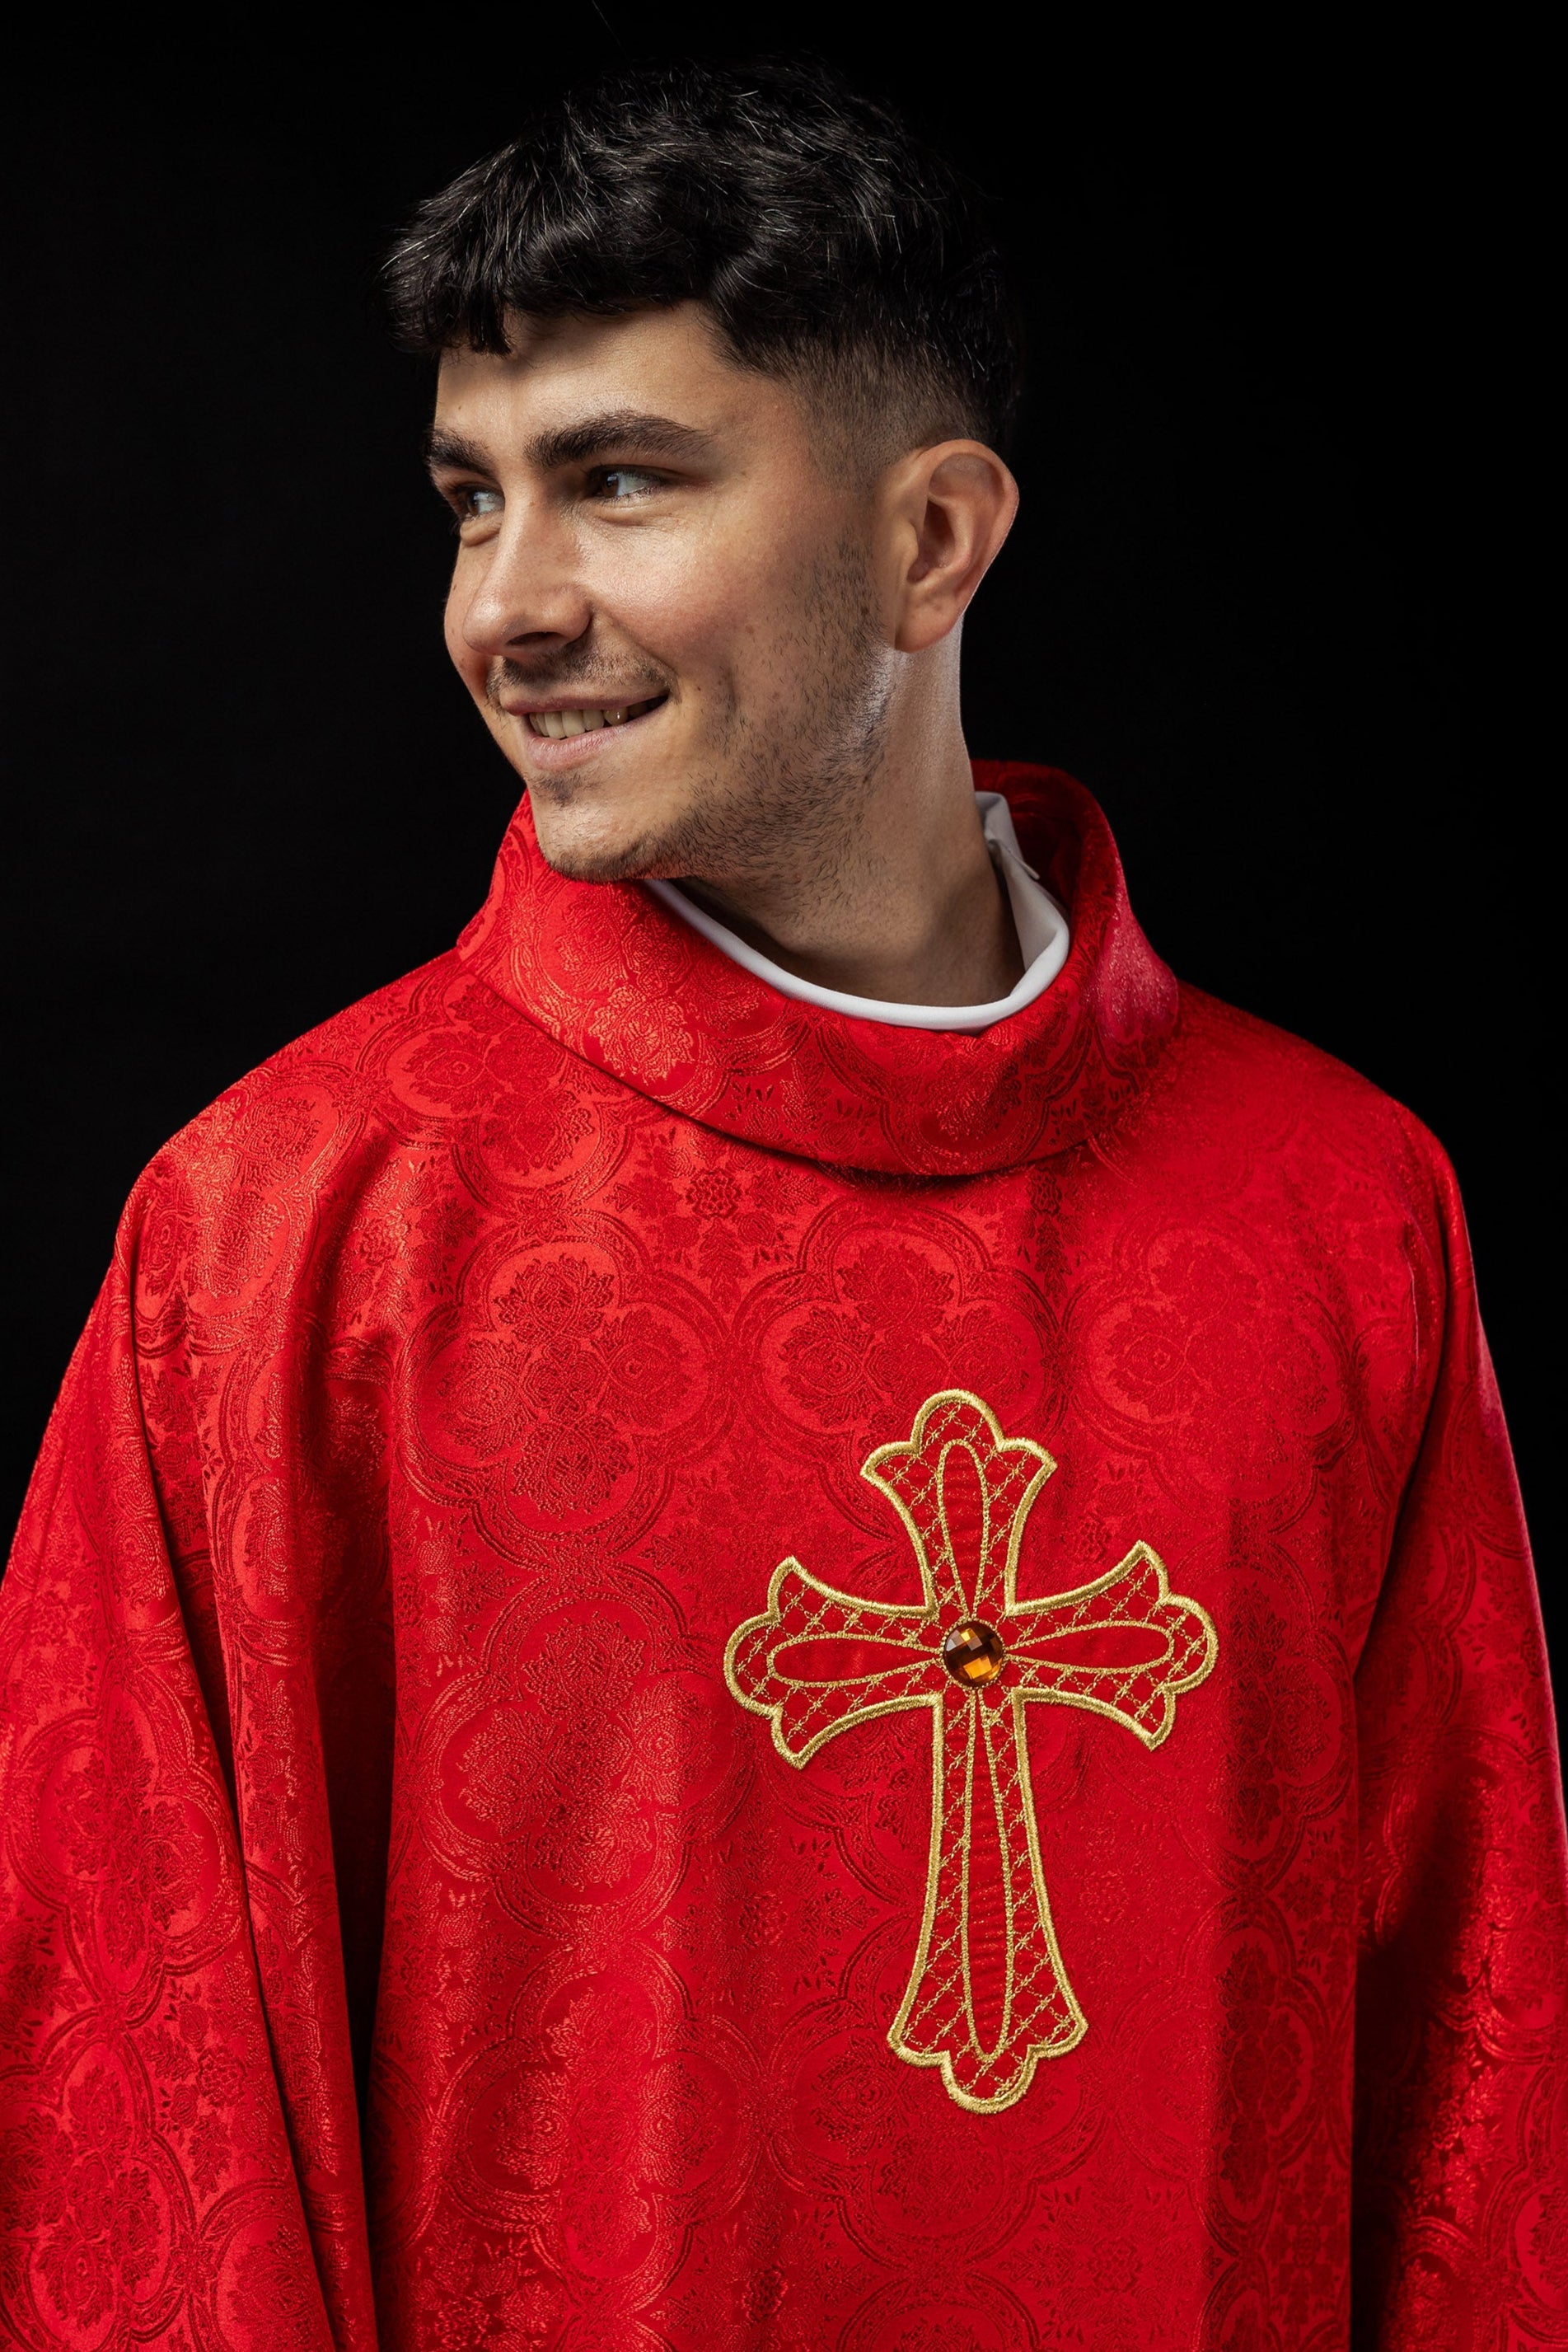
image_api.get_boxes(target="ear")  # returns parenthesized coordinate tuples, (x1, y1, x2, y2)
(878, 440, 1020, 654)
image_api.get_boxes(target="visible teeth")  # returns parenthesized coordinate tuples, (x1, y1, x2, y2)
(528, 698, 659, 738)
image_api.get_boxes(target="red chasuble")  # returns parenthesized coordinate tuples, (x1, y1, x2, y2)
(2, 767, 1564, 2350)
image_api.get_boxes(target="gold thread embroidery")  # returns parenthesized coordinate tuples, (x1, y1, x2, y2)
(723, 1389, 1219, 2114)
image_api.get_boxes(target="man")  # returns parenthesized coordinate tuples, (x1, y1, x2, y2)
(1, 54, 1562, 2352)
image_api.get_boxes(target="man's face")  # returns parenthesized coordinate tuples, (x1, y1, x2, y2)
(430, 305, 896, 885)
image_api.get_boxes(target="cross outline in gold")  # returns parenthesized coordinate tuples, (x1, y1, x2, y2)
(723, 1390, 1219, 2114)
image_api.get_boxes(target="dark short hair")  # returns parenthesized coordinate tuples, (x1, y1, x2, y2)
(384, 57, 1022, 457)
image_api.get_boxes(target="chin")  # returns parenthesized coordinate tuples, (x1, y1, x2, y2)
(527, 796, 672, 886)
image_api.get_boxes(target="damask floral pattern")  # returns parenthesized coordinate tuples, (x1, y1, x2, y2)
(1, 766, 1563, 2349)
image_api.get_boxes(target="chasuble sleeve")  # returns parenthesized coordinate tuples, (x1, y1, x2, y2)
(0, 1149, 382, 2350)
(1350, 1137, 1568, 2340)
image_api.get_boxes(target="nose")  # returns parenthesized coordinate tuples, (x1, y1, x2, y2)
(452, 494, 593, 662)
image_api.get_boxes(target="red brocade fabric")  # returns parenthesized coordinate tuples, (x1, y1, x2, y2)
(2, 766, 1564, 2350)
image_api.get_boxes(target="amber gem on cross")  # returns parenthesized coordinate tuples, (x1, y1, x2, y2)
(941, 1619, 1007, 1686)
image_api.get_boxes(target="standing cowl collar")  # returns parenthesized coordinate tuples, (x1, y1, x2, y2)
(456, 761, 1178, 1176)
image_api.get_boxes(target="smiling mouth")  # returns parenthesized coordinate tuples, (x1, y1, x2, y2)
(527, 696, 666, 738)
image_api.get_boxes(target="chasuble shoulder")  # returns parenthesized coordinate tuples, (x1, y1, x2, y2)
(2, 768, 1562, 2351)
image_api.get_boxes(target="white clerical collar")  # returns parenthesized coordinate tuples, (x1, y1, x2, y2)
(644, 793, 1070, 1034)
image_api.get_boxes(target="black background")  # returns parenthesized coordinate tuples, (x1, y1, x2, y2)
(2, 21, 1556, 1712)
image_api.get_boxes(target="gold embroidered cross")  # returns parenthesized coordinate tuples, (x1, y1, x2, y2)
(724, 1391, 1218, 2114)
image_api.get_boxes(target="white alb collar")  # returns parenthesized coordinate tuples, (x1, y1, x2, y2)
(644, 793, 1070, 1034)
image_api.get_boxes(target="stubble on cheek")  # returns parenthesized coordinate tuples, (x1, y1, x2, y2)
(627, 529, 892, 890)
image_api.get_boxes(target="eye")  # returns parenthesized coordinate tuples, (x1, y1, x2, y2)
(592, 466, 666, 502)
(440, 483, 503, 529)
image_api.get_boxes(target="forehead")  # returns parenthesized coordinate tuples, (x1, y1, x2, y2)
(433, 303, 801, 455)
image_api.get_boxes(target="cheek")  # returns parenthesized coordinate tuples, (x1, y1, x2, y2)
(592, 522, 807, 686)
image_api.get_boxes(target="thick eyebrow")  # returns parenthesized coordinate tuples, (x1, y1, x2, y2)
(423, 410, 715, 479)
(424, 426, 493, 476)
(527, 410, 716, 471)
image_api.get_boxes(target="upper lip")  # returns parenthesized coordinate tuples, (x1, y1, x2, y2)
(497, 690, 665, 716)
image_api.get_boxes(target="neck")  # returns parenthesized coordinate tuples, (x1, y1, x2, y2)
(675, 656, 1024, 1008)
